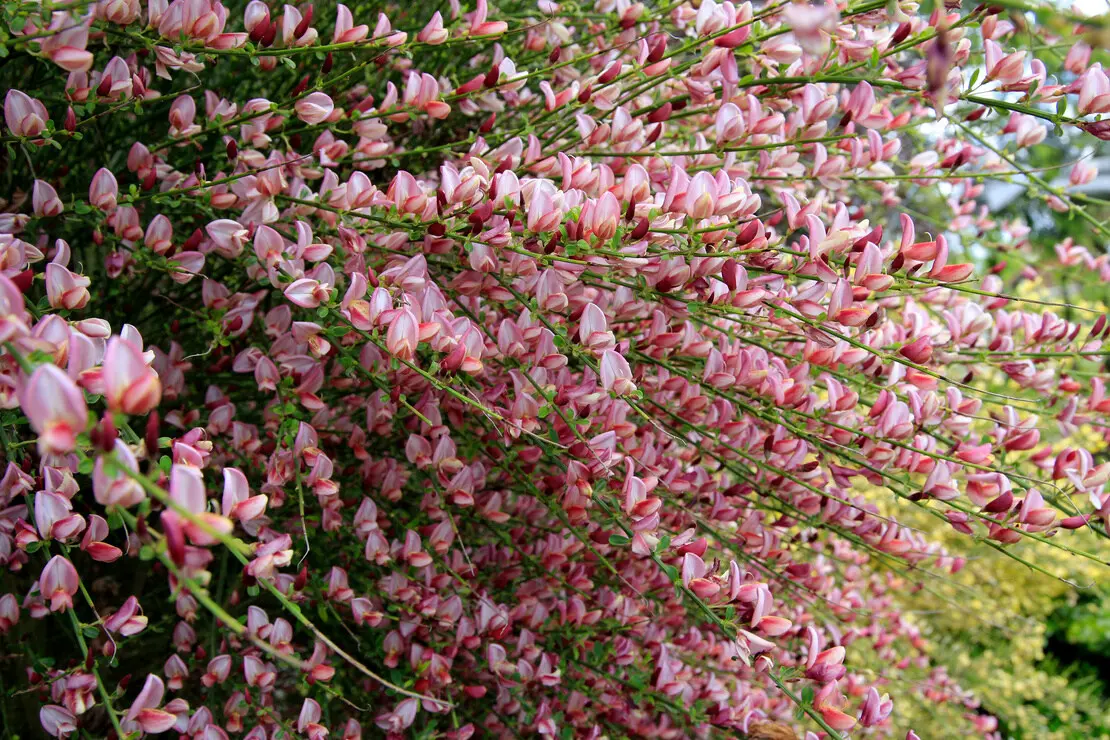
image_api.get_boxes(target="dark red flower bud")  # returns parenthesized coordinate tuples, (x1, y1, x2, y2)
(184, 228, 204, 251)
(97, 74, 113, 98)
(484, 65, 500, 88)
(145, 411, 160, 458)
(479, 112, 496, 133)
(294, 4, 313, 39)
(984, 491, 1013, 513)
(891, 21, 912, 45)
(292, 75, 310, 97)
(721, 259, 740, 291)
(294, 566, 308, 591)
(714, 28, 749, 47)
(456, 75, 485, 95)
(261, 22, 278, 47)
(322, 51, 333, 75)
(735, 219, 762, 246)
(249, 18, 270, 43)
(630, 217, 650, 240)
(647, 103, 672, 124)
(577, 84, 592, 104)
(599, 61, 622, 85)
(93, 414, 118, 454)
(472, 201, 493, 224)
(1080, 120, 1110, 141)
(162, 512, 186, 567)
(11, 269, 33, 294)
(1060, 515, 1090, 529)
(548, 45, 562, 64)
(64, 107, 77, 133)
(565, 219, 579, 242)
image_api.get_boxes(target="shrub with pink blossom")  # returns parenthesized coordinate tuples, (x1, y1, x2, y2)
(2, 0, 1110, 737)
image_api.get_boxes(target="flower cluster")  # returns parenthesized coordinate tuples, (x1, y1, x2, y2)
(2, 0, 1110, 737)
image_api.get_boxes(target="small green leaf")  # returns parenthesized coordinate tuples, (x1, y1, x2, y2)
(82, 626, 100, 639)
(608, 533, 630, 546)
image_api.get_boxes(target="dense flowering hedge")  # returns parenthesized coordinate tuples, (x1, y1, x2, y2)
(2, 0, 1110, 736)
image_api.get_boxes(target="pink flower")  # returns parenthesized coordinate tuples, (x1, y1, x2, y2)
(295, 92, 335, 125)
(125, 675, 177, 734)
(386, 308, 418, 361)
(284, 278, 331, 308)
(334, 4, 369, 43)
(94, 439, 146, 507)
(33, 180, 64, 217)
(40, 705, 78, 738)
(390, 171, 429, 216)
(468, 0, 507, 36)
(20, 364, 88, 455)
(984, 39, 1026, 85)
(39, 555, 79, 612)
(222, 467, 268, 523)
(526, 181, 562, 233)
(781, 3, 838, 54)
(35, 490, 86, 542)
(1079, 64, 1110, 116)
(579, 303, 615, 353)
(104, 596, 148, 636)
(600, 350, 636, 396)
(45, 264, 91, 310)
(1070, 160, 1098, 187)
(89, 168, 119, 211)
(418, 12, 448, 44)
(167, 463, 233, 545)
(103, 337, 162, 415)
(4, 90, 49, 138)
(81, 514, 123, 562)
